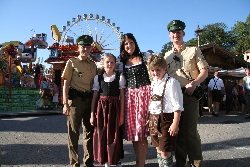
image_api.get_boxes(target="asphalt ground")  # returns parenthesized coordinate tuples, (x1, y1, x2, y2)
(0, 109, 250, 167)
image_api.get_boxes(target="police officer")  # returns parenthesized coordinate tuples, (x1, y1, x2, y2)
(164, 20, 208, 167)
(62, 35, 96, 167)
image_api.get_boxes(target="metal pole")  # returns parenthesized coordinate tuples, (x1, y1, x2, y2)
(8, 55, 11, 100)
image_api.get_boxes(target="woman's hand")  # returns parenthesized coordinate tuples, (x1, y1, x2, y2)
(63, 104, 70, 116)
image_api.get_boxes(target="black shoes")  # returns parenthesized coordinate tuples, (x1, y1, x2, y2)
(212, 110, 218, 117)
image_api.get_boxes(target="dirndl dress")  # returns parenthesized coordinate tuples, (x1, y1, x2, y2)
(93, 72, 123, 165)
(123, 62, 151, 141)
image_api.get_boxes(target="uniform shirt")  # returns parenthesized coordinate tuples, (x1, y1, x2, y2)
(92, 72, 126, 91)
(208, 77, 224, 90)
(149, 73, 184, 114)
(164, 44, 208, 87)
(61, 57, 96, 92)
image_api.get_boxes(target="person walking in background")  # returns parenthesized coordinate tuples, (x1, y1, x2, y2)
(199, 82, 206, 117)
(119, 33, 151, 167)
(51, 80, 59, 109)
(61, 35, 96, 167)
(34, 63, 40, 89)
(90, 53, 124, 167)
(164, 20, 208, 167)
(238, 79, 246, 115)
(208, 72, 225, 116)
(224, 80, 234, 115)
(40, 77, 50, 109)
(243, 67, 250, 119)
(147, 54, 183, 167)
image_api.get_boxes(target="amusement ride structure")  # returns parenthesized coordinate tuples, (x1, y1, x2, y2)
(45, 13, 123, 103)
(0, 13, 123, 110)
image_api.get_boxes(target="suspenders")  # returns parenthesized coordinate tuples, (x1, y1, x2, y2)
(212, 78, 219, 90)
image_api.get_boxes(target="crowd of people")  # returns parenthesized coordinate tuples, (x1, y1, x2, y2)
(60, 20, 249, 167)
(205, 68, 250, 119)
(38, 77, 59, 109)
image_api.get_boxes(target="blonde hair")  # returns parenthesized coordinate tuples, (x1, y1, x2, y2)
(101, 53, 116, 63)
(99, 53, 116, 74)
(147, 54, 168, 71)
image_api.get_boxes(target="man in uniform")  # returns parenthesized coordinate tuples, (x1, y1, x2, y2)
(207, 72, 225, 116)
(243, 67, 250, 119)
(164, 20, 208, 167)
(62, 35, 96, 167)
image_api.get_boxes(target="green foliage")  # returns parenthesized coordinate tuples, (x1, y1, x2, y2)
(229, 14, 250, 57)
(185, 38, 197, 46)
(197, 22, 236, 50)
(160, 41, 172, 55)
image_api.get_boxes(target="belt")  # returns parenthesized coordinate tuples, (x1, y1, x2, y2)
(76, 91, 92, 98)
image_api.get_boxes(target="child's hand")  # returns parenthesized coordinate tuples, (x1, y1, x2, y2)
(168, 123, 179, 136)
(90, 114, 96, 127)
(119, 115, 124, 126)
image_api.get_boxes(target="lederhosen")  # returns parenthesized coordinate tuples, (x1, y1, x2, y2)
(149, 77, 176, 152)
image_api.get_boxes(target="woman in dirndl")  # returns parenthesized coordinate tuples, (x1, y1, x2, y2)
(119, 33, 151, 167)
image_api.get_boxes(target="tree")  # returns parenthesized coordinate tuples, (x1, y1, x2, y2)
(192, 23, 236, 51)
(160, 41, 172, 55)
(229, 14, 250, 57)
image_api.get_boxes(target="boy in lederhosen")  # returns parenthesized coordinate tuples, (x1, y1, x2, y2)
(147, 54, 184, 167)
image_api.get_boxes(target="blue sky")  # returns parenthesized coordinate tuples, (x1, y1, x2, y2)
(0, 0, 249, 67)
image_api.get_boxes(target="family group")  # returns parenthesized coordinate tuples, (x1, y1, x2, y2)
(61, 20, 209, 167)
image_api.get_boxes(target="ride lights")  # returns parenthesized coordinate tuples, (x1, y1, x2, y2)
(83, 14, 87, 19)
(62, 26, 66, 31)
(78, 15, 82, 20)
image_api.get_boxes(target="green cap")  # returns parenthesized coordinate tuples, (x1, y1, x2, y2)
(167, 20, 186, 32)
(76, 35, 93, 46)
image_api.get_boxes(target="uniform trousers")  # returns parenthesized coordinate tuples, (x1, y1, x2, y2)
(67, 96, 94, 167)
(175, 94, 203, 167)
(245, 90, 250, 114)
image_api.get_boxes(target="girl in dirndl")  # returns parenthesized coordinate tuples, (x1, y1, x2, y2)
(147, 54, 184, 167)
(119, 33, 151, 167)
(90, 53, 125, 167)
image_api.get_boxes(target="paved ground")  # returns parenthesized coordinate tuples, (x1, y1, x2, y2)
(0, 109, 250, 167)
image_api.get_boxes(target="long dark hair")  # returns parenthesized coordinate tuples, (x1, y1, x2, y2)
(119, 33, 143, 64)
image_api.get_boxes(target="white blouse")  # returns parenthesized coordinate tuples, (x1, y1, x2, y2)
(92, 72, 126, 91)
(149, 73, 184, 114)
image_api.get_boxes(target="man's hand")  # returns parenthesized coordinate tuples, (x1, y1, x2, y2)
(185, 82, 196, 95)
(63, 104, 70, 116)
